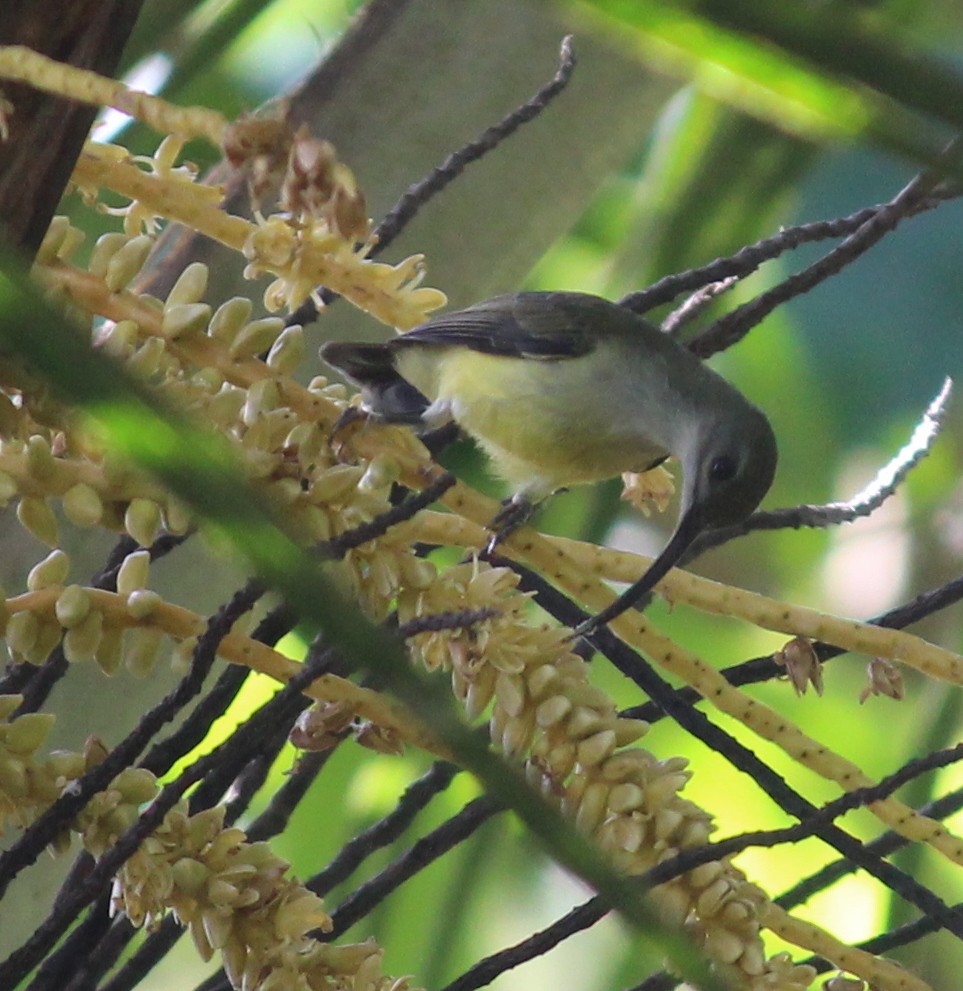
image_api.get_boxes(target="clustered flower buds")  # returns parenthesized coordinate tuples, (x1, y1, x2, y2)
(398, 563, 816, 989)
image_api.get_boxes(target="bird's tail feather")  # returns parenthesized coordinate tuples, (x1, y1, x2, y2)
(319, 342, 429, 423)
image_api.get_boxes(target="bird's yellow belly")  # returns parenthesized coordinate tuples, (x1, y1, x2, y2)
(397, 347, 666, 496)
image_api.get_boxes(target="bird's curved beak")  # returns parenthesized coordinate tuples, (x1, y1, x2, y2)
(573, 505, 704, 638)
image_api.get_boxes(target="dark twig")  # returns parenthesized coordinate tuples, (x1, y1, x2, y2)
(96, 916, 182, 991)
(688, 147, 963, 358)
(322, 794, 502, 938)
(779, 784, 963, 910)
(397, 606, 500, 639)
(308, 760, 459, 896)
(441, 898, 606, 991)
(661, 277, 738, 337)
(619, 193, 954, 317)
(27, 892, 113, 991)
(323, 471, 456, 558)
(369, 36, 576, 260)
(287, 36, 577, 328)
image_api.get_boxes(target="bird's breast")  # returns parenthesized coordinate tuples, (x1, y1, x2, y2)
(395, 344, 670, 495)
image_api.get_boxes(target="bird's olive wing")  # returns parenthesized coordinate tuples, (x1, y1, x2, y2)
(395, 293, 595, 359)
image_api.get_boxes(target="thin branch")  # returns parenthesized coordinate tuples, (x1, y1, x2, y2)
(688, 146, 963, 359)
(778, 783, 963, 910)
(96, 916, 181, 991)
(321, 795, 502, 938)
(397, 606, 500, 638)
(322, 471, 456, 558)
(246, 750, 330, 841)
(371, 36, 576, 259)
(660, 277, 738, 337)
(308, 760, 459, 896)
(440, 898, 606, 991)
(286, 36, 577, 326)
(618, 192, 954, 317)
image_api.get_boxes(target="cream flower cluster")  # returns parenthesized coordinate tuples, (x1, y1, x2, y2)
(0, 696, 418, 991)
(398, 563, 816, 991)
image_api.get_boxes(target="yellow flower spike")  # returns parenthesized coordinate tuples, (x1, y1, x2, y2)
(3, 711, 55, 756)
(100, 319, 140, 360)
(162, 303, 212, 340)
(535, 694, 572, 729)
(116, 550, 150, 594)
(0, 695, 21, 720)
(55, 224, 86, 262)
(572, 780, 610, 835)
(702, 927, 746, 966)
(54, 584, 92, 628)
(209, 296, 253, 344)
(34, 216, 73, 265)
(265, 325, 305, 375)
(607, 782, 645, 814)
(27, 550, 70, 591)
(553, 533, 963, 687)
(166, 262, 209, 307)
(229, 317, 284, 360)
(0, 46, 229, 143)
(124, 626, 165, 677)
(62, 482, 105, 527)
(5, 610, 39, 662)
(63, 608, 104, 664)
(576, 729, 617, 768)
(25, 435, 56, 483)
(104, 234, 154, 292)
(761, 904, 932, 991)
(125, 497, 161, 547)
(71, 149, 445, 328)
(126, 589, 163, 620)
(96, 624, 124, 676)
(126, 337, 166, 379)
(29, 618, 63, 666)
(17, 496, 59, 546)
(88, 232, 131, 278)
(241, 378, 280, 426)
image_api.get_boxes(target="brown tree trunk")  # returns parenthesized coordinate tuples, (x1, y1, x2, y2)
(0, 1, 145, 255)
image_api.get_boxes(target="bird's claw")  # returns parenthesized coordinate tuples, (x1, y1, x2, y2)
(569, 617, 599, 642)
(482, 495, 534, 558)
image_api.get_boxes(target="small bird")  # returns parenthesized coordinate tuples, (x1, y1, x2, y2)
(320, 291, 777, 636)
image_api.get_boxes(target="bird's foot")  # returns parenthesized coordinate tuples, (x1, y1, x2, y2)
(569, 615, 599, 641)
(482, 494, 534, 557)
(328, 404, 372, 453)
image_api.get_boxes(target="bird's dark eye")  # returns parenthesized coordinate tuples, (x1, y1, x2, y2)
(709, 455, 738, 482)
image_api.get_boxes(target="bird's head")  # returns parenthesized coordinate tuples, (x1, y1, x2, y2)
(679, 403, 778, 535)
